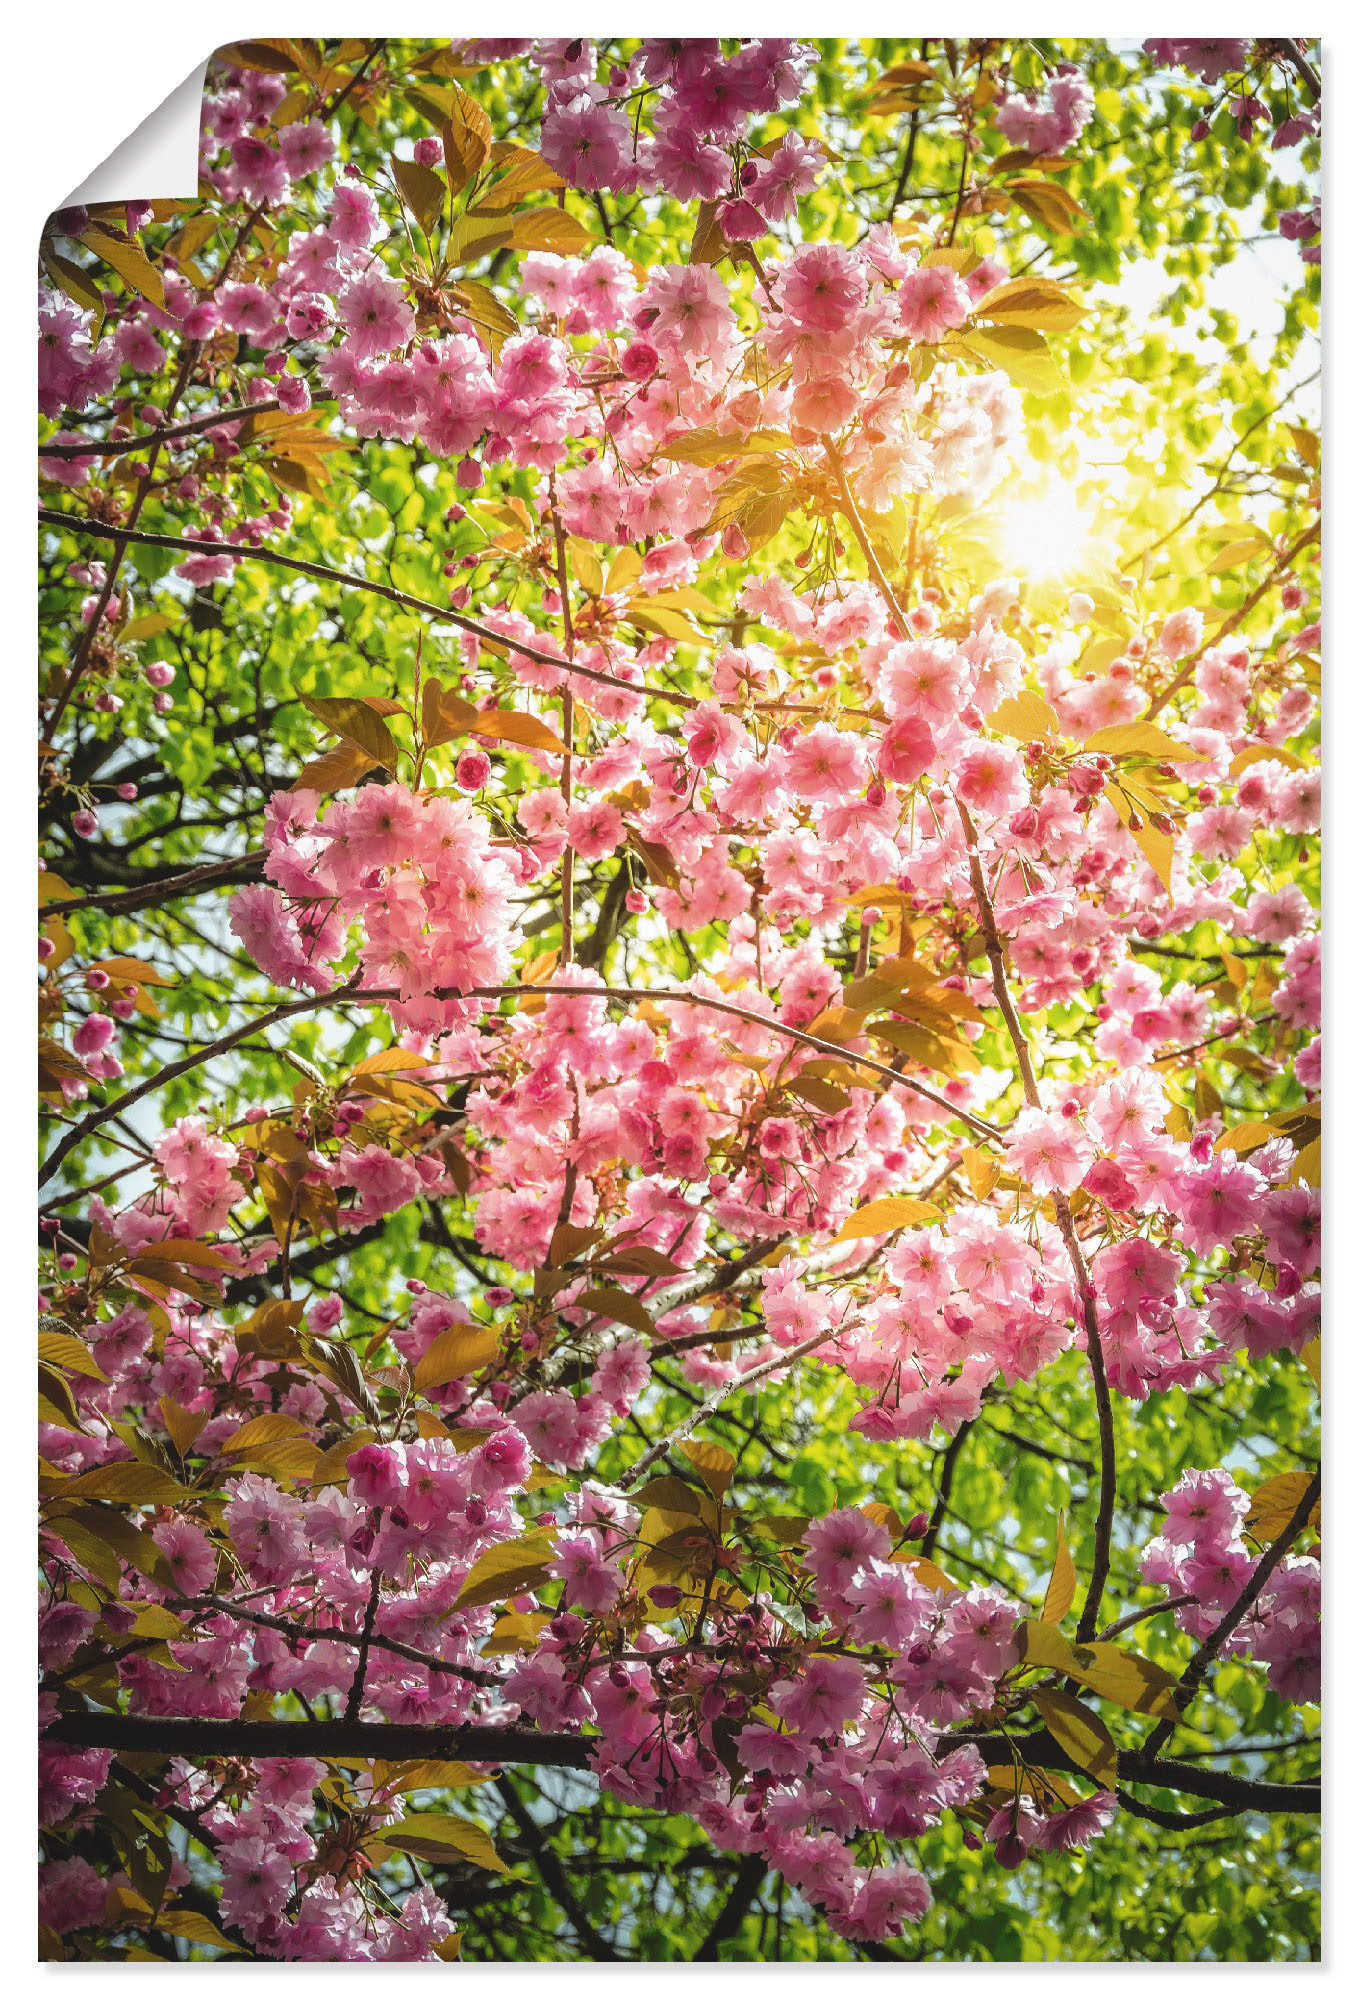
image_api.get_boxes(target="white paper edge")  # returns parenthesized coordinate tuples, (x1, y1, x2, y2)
(64, 57, 209, 208)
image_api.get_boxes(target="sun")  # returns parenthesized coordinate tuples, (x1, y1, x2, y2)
(998, 483, 1095, 579)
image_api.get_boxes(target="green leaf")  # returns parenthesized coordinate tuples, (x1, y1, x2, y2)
(1084, 722, 1210, 760)
(1017, 1619, 1081, 1674)
(507, 208, 592, 256)
(476, 147, 567, 210)
(153, 1906, 244, 1953)
(577, 1287, 658, 1337)
(957, 324, 1065, 394)
(974, 277, 1088, 332)
(988, 689, 1063, 743)
(1007, 177, 1089, 234)
(413, 1323, 500, 1394)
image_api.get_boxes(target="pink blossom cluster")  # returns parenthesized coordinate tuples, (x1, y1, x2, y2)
(40, 1256, 1119, 1956)
(233, 781, 521, 1033)
(472, 38, 819, 208)
(994, 65, 1095, 155)
(1141, 1468, 1319, 1703)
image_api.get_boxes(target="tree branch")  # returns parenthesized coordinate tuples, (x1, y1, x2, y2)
(39, 402, 279, 461)
(693, 1853, 766, 1959)
(41, 976, 1006, 1186)
(38, 508, 700, 714)
(493, 1773, 620, 1960)
(45, 1713, 599, 1769)
(1142, 1465, 1321, 1759)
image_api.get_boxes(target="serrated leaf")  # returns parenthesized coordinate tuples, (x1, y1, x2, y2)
(447, 212, 516, 266)
(439, 82, 494, 188)
(576, 1287, 657, 1338)
(476, 147, 566, 210)
(1031, 1688, 1119, 1785)
(1042, 1509, 1077, 1624)
(59, 1463, 192, 1506)
(38, 1327, 108, 1382)
(376, 1813, 507, 1873)
(1007, 177, 1089, 233)
(1017, 1618, 1081, 1674)
(300, 695, 402, 771)
(656, 428, 791, 469)
(393, 157, 447, 238)
(690, 200, 726, 265)
(1245, 1470, 1320, 1544)
(680, 1439, 736, 1503)
(1106, 783, 1176, 894)
(962, 1145, 1001, 1201)
(508, 207, 592, 256)
(1085, 722, 1209, 761)
(82, 224, 164, 308)
(413, 1324, 500, 1395)
(473, 707, 565, 754)
(220, 1412, 310, 1455)
(453, 1529, 557, 1609)
(42, 246, 106, 331)
(989, 690, 1062, 742)
(828, 1195, 941, 1244)
(974, 277, 1087, 332)
(958, 324, 1065, 394)
(1067, 1641, 1182, 1720)
(154, 1906, 244, 1952)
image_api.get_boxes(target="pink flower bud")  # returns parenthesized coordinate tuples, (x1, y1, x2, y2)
(621, 339, 660, 381)
(73, 1013, 116, 1057)
(455, 749, 492, 792)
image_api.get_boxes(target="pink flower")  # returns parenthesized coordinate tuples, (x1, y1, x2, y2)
(803, 1506, 891, 1594)
(1032, 1790, 1117, 1852)
(783, 723, 869, 804)
(347, 1443, 407, 1507)
(768, 1653, 867, 1736)
(879, 715, 936, 786)
(1005, 1107, 1095, 1195)
(565, 799, 624, 860)
(1160, 1467, 1249, 1548)
(551, 1533, 625, 1612)
(541, 101, 631, 192)
(338, 269, 415, 361)
(328, 183, 380, 248)
(897, 265, 972, 343)
(1158, 608, 1204, 661)
(776, 241, 867, 333)
(279, 120, 334, 178)
(953, 740, 1026, 816)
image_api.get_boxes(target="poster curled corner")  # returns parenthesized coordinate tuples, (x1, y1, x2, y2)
(64, 58, 210, 208)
